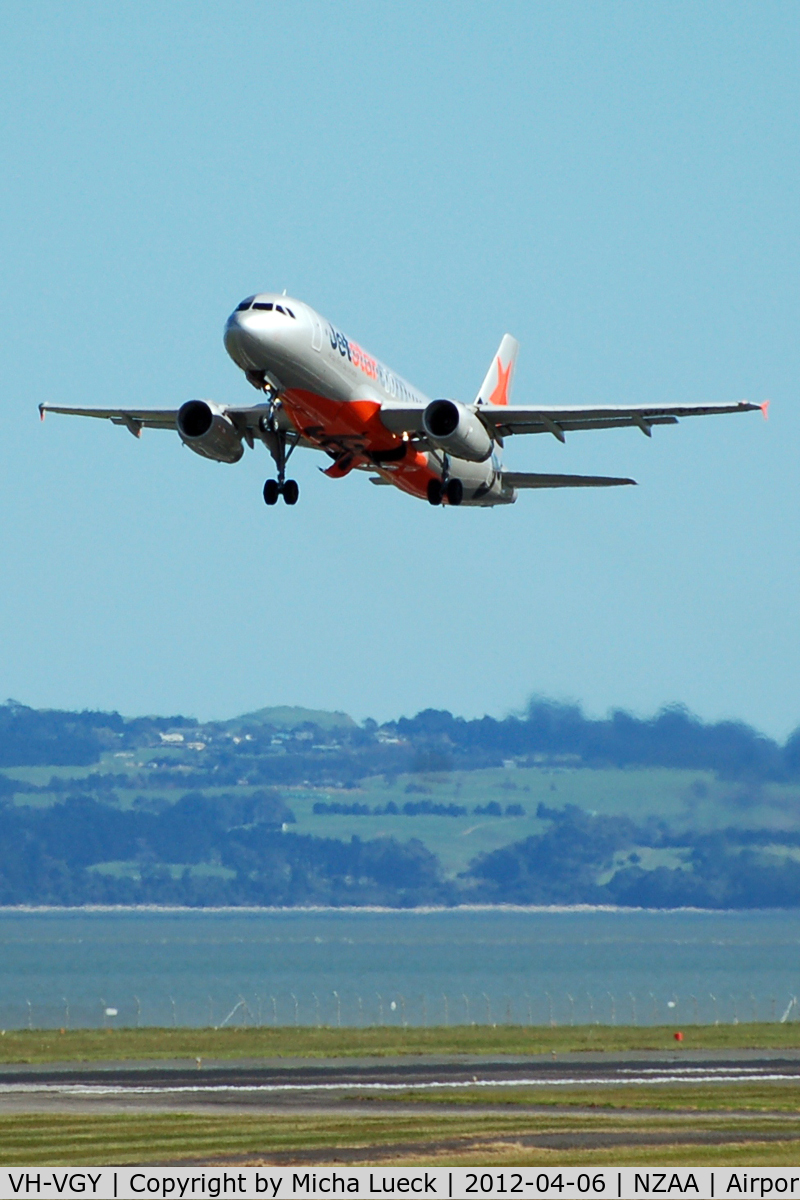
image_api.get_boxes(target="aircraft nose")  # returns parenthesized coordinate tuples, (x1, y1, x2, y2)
(223, 311, 263, 370)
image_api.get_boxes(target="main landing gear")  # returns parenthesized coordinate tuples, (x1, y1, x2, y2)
(427, 477, 463, 506)
(259, 396, 300, 507)
(263, 478, 299, 505)
(427, 453, 464, 507)
(427, 455, 464, 507)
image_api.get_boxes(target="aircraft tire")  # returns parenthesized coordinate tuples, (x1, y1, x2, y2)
(446, 478, 464, 506)
(427, 479, 443, 506)
(283, 479, 300, 505)
(263, 479, 280, 506)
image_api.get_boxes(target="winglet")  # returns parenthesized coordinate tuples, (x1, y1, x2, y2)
(760, 400, 770, 421)
(38, 403, 46, 421)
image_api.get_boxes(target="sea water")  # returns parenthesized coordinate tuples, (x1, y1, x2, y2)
(0, 906, 798, 1030)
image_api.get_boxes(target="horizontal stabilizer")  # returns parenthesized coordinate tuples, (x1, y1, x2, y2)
(502, 471, 636, 489)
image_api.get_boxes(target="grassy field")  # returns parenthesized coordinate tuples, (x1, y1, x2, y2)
(1, 1022, 799, 1063)
(261, 768, 750, 876)
(2, 1106, 800, 1166)
(10, 763, 800, 877)
(2, 1027, 800, 1166)
(387, 1082, 800, 1113)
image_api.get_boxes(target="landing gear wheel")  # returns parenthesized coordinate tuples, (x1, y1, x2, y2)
(282, 479, 299, 505)
(263, 479, 280, 506)
(427, 479, 443, 506)
(445, 478, 464, 506)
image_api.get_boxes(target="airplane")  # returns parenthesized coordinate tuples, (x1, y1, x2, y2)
(39, 293, 766, 508)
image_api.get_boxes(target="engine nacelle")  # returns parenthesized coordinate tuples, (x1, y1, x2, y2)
(177, 400, 244, 464)
(422, 399, 493, 463)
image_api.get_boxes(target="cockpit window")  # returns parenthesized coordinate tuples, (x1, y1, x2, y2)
(247, 300, 296, 317)
(235, 296, 255, 311)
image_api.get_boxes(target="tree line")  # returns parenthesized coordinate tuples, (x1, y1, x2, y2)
(1, 697, 799, 782)
(1, 789, 800, 908)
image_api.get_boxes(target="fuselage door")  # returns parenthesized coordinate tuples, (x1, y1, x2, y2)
(312, 316, 323, 351)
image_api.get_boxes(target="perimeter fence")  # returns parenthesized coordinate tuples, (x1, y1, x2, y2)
(4, 988, 799, 1030)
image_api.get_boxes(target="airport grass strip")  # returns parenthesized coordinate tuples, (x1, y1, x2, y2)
(381, 1081, 800, 1112)
(2, 1110, 800, 1166)
(2, 1023, 800, 1063)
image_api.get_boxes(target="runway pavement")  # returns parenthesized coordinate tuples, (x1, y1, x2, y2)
(0, 1050, 798, 1114)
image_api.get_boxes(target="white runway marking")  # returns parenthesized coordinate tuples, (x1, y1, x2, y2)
(0, 1070, 795, 1097)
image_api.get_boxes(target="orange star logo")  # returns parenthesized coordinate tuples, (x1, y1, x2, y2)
(488, 356, 512, 407)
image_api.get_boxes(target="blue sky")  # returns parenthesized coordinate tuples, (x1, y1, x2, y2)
(0, 1, 797, 735)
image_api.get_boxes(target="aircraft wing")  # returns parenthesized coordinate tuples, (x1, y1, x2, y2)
(502, 471, 636, 489)
(380, 399, 763, 441)
(477, 400, 763, 440)
(39, 404, 177, 431)
(38, 402, 302, 437)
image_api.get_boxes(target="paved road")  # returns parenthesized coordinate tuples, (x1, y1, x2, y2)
(0, 1051, 798, 1114)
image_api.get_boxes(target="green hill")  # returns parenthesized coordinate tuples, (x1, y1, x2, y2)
(224, 705, 357, 732)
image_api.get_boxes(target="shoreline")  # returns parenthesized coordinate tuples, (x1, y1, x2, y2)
(0, 903, 791, 915)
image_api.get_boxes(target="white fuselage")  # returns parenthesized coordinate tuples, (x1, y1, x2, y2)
(223, 294, 511, 505)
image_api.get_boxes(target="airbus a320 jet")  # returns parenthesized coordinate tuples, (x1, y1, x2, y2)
(40, 294, 766, 508)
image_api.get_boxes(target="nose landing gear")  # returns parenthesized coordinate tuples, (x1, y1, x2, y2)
(259, 397, 300, 508)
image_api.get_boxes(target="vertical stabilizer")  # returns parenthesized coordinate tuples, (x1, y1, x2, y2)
(475, 334, 519, 407)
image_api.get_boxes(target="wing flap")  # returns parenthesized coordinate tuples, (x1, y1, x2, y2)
(502, 471, 636, 489)
(379, 405, 425, 434)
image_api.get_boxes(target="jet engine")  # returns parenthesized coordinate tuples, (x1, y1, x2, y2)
(177, 400, 244, 464)
(422, 399, 493, 462)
